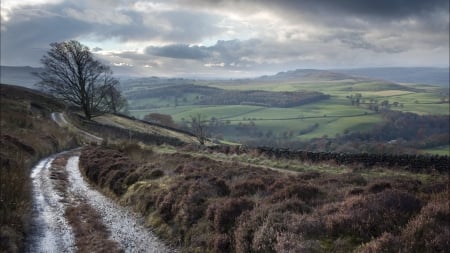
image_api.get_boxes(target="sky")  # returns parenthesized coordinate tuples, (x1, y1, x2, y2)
(1, 0, 449, 78)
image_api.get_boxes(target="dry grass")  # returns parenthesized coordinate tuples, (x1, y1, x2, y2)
(65, 204, 122, 253)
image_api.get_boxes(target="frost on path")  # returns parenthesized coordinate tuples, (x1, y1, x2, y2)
(65, 156, 174, 253)
(27, 156, 75, 253)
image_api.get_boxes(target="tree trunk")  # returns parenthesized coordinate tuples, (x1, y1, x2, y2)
(82, 104, 91, 120)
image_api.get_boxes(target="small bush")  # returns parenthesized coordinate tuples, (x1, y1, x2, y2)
(275, 232, 319, 253)
(231, 178, 266, 197)
(124, 172, 140, 186)
(271, 198, 312, 214)
(208, 177, 230, 197)
(366, 181, 391, 193)
(213, 233, 231, 253)
(401, 198, 450, 252)
(234, 212, 256, 253)
(149, 169, 164, 179)
(252, 212, 287, 253)
(156, 191, 177, 222)
(323, 189, 421, 240)
(356, 232, 401, 253)
(298, 171, 321, 180)
(270, 183, 320, 202)
(175, 181, 209, 226)
(347, 187, 364, 196)
(207, 197, 254, 233)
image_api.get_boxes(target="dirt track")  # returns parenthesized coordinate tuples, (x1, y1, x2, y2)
(26, 150, 174, 252)
(51, 112, 103, 144)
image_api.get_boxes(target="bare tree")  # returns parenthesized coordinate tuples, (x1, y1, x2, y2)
(190, 114, 208, 145)
(36, 40, 123, 120)
(104, 82, 127, 113)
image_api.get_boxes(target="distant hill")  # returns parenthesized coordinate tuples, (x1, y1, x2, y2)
(0, 66, 43, 88)
(258, 69, 360, 82)
(333, 67, 449, 86)
(3, 65, 447, 89)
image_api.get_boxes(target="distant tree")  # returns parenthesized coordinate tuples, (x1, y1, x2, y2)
(36, 40, 124, 120)
(190, 114, 208, 145)
(144, 113, 175, 127)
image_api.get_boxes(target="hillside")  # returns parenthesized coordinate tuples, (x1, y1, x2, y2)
(0, 84, 78, 252)
(257, 69, 363, 82)
(89, 113, 200, 145)
(1, 83, 449, 253)
(0, 83, 200, 252)
(2, 66, 448, 153)
(79, 140, 449, 252)
(334, 67, 449, 87)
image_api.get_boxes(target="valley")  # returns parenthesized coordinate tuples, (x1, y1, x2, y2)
(0, 67, 450, 252)
(119, 69, 449, 155)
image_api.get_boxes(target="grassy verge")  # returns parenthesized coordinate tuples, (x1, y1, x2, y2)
(79, 142, 449, 252)
(0, 84, 79, 253)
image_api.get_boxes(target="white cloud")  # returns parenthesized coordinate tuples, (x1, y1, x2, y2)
(1, 0, 62, 21)
(204, 62, 225, 68)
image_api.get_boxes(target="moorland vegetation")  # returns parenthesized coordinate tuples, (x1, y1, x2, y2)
(79, 142, 449, 252)
(0, 84, 78, 252)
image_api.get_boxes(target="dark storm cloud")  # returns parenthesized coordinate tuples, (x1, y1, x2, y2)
(145, 39, 263, 64)
(1, 6, 92, 66)
(324, 31, 406, 54)
(184, 0, 449, 39)
(272, 0, 446, 18)
(186, 0, 447, 19)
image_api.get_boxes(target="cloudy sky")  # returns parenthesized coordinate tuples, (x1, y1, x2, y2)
(1, 0, 448, 78)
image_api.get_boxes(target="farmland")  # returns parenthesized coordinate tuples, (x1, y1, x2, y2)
(123, 70, 449, 153)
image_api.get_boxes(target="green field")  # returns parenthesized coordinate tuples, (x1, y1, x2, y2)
(422, 145, 450, 156)
(130, 101, 383, 141)
(127, 78, 448, 143)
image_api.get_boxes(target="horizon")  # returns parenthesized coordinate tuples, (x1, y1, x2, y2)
(1, 64, 449, 80)
(1, 0, 449, 78)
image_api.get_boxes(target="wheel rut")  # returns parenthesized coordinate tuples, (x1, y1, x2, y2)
(27, 150, 174, 253)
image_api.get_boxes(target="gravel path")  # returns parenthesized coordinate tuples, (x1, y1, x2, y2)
(27, 151, 174, 252)
(27, 155, 75, 253)
(51, 112, 103, 144)
(66, 156, 174, 253)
